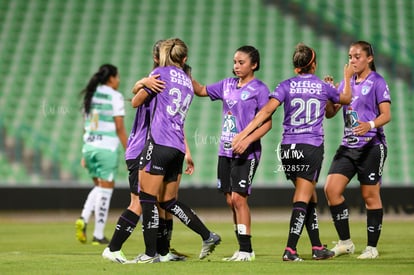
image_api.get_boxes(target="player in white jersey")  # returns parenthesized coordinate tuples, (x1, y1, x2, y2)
(76, 64, 127, 245)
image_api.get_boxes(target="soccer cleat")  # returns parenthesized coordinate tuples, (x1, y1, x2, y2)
(222, 251, 240, 261)
(282, 248, 304, 262)
(199, 232, 221, 259)
(75, 218, 87, 244)
(92, 236, 110, 245)
(357, 246, 379, 259)
(169, 248, 190, 258)
(129, 253, 160, 264)
(312, 246, 335, 260)
(331, 239, 355, 257)
(223, 251, 255, 261)
(102, 247, 127, 264)
(159, 252, 186, 262)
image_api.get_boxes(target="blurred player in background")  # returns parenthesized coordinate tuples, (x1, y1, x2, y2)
(76, 64, 127, 245)
(324, 41, 391, 259)
(233, 43, 352, 261)
(192, 45, 271, 261)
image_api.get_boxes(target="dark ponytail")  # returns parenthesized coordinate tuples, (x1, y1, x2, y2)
(81, 64, 118, 114)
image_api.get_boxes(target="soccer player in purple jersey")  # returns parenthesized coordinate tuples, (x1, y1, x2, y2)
(131, 38, 221, 263)
(192, 46, 272, 261)
(324, 41, 391, 259)
(101, 43, 165, 263)
(233, 43, 352, 261)
(102, 40, 192, 263)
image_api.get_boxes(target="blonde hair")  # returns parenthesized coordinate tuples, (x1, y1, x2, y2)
(159, 38, 188, 68)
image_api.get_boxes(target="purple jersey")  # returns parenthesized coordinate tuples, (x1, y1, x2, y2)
(145, 66, 193, 153)
(338, 71, 391, 148)
(125, 102, 150, 160)
(206, 77, 270, 159)
(270, 74, 340, 146)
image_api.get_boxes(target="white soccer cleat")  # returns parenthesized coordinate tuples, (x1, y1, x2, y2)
(331, 239, 355, 257)
(357, 246, 379, 259)
(199, 232, 221, 259)
(159, 252, 186, 262)
(127, 253, 160, 264)
(222, 251, 240, 261)
(102, 247, 127, 264)
(222, 251, 255, 261)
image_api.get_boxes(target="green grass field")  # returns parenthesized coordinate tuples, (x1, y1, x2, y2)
(0, 211, 413, 274)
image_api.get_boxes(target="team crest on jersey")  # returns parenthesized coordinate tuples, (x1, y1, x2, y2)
(226, 99, 237, 109)
(241, 90, 250, 100)
(361, 85, 371, 95)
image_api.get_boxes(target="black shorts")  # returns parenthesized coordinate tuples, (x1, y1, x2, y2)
(217, 156, 258, 195)
(328, 144, 387, 185)
(279, 143, 324, 183)
(126, 156, 141, 195)
(139, 138, 184, 183)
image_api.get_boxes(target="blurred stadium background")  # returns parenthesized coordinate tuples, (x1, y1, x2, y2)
(0, 0, 413, 209)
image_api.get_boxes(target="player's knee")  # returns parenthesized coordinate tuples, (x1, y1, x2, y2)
(159, 198, 177, 211)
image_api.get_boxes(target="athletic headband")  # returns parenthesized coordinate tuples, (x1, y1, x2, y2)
(298, 49, 315, 69)
(294, 49, 315, 74)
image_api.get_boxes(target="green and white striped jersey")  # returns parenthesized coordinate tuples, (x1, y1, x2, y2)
(83, 85, 125, 151)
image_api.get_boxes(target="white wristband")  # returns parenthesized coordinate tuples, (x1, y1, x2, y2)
(369, 120, 375, 129)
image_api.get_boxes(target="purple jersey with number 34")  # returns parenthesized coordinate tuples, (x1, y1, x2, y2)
(145, 66, 194, 153)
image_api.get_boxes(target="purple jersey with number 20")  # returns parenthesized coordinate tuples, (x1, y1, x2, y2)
(270, 74, 340, 146)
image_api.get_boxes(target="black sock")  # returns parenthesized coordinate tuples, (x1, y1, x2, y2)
(108, 209, 140, 251)
(166, 218, 173, 248)
(367, 208, 383, 247)
(157, 218, 169, 256)
(286, 201, 307, 250)
(330, 201, 350, 240)
(159, 198, 210, 240)
(305, 202, 322, 247)
(139, 191, 158, 257)
(238, 234, 252, 253)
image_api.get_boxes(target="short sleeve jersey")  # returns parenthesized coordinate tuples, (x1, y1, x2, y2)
(145, 66, 194, 153)
(206, 77, 270, 159)
(83, 84, 125, 151)
(270, 74, 340, 146)
(125, 101, 150, 160)
(337, 71, 391, 148)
